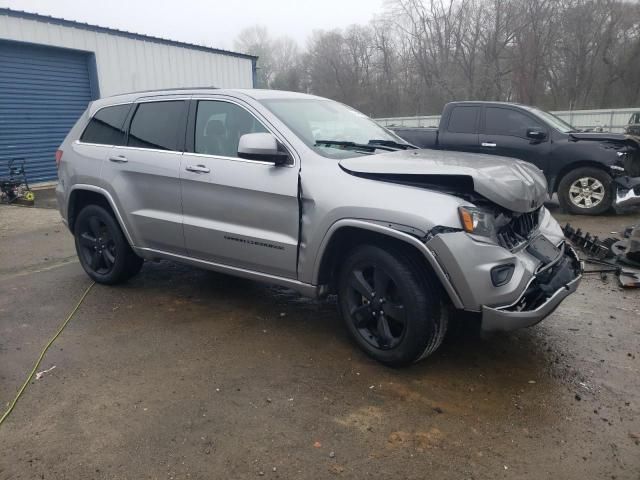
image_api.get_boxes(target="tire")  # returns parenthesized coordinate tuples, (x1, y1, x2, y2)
(74, 204, 143, 284)
(337, 244, 448, 367)
(557, 167, 613, 215)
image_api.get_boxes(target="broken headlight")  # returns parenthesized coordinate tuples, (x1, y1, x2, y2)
(458, 206, 496, 237)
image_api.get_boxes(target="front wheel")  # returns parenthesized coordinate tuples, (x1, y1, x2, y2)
(337, 244, 448, 366)
(557, 167, 613, 215)
(74, 204, 143, 284)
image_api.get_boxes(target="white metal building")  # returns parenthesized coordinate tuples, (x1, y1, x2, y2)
(0, 8, 257, 182)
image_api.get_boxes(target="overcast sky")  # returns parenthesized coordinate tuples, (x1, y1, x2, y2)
(0, 0, 387, 52)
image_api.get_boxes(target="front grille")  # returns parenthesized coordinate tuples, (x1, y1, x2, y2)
(497, 208, 541, 250)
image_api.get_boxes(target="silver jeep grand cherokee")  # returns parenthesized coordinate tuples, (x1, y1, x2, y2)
(56, 89, 582, 366)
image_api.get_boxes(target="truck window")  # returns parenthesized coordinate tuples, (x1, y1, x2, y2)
(80, 104, 131, 146)
(447, 106, 479, 134)
(485, 107, 544, 138)
(127, 101, 186, 151)
(194, 100, 268, 158)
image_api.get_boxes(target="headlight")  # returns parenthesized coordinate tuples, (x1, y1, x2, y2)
(458, 206, 496, 237)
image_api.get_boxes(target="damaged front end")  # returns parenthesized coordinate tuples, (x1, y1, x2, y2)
(481, 242, 582, 331)
(587, 135, 640, 209)
(425, 207, 582, 332)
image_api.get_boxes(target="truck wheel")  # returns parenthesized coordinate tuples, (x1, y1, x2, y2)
(74, 204, 143, 284)
(337, 244, 448, 366)
(558, 167, 613, 215)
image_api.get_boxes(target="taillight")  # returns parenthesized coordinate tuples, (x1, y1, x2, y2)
(55, 149, 63, 168)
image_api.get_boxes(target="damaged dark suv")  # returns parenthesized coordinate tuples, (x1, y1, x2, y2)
(56, 89, 582, 366)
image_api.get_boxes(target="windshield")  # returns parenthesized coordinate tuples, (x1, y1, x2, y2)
(259, 98, 407, 158)
(526, 106, 576, 133)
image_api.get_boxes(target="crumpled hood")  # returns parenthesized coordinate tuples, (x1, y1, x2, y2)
(339, 149, 548, 213)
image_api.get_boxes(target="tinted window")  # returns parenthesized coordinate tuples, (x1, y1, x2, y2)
(128, 101, 185, 151)
(80, 104, 130, 145)
(485, 107, 544, 138)
(195, 100, 267, 157)
(448, 106, 478, 134)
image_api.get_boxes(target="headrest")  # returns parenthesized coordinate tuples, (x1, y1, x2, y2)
(205, 119, 225, 136)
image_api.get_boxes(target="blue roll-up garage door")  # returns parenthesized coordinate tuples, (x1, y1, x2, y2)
(0, 41, 94, 182)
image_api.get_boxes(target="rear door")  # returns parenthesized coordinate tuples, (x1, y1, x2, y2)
(102, 98, 188, 254)
(180, 97, 300, 279)
(438, 105, 481, 153)
(479, 106, 551, 171)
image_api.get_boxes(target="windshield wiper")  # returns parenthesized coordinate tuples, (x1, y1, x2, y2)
(315, 140, 396, 152)
(367, 139, 417, 150)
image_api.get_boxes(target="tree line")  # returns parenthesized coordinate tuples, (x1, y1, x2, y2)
(234, 0, 640, 118)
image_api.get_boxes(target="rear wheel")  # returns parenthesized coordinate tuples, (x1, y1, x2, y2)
(74, 204, 143, 284)
(337, 244, 447, 366)
(558, 167, 613, 215)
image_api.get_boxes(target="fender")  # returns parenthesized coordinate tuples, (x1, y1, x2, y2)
(311, 219, 464, 309)
(69, 184, 135, 246)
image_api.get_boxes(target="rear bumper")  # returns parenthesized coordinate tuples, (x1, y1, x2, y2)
(481, 245, 582, 332)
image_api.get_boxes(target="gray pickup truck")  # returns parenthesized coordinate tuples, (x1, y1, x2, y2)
(56, 89, 582, 366)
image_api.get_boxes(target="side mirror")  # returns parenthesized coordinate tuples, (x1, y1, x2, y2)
(238, 133, 290, 165)
(526, 128, 547, 141)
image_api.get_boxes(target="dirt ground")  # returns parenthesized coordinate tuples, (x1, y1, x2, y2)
(0, 195, 639, 480)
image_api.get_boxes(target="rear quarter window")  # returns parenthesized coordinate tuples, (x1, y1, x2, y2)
(80, 104, 131, 145)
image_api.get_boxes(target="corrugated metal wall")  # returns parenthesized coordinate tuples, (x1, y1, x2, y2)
(377, 108, 640, 133)
(0, 41, 93, 182)
(0, 12, 255, 96)
(0, 9, 255, 183)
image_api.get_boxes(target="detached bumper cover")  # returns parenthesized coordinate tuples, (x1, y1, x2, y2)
(481, 245, 582, 332)
(614, 176, 640, 208)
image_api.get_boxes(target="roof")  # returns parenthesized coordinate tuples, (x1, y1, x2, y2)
(0, 8, 258, 61)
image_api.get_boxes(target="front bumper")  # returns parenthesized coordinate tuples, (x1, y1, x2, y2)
(481, 244, 582, 331)
(425, 210, 581, 332)
(614, 176, 640, 208)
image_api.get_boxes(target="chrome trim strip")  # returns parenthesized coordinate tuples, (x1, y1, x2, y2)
(182, 151, 290, 167)
(135, 247, 318, 297)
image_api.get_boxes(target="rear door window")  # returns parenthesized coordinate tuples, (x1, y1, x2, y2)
(447, 106, 479, 134)
(128, 101, 186, 151)
(485, 107, 544, 138)
(80, 104, 131, 145)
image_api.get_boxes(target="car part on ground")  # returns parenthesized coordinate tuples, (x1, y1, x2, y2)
(563, 222, 640, 288)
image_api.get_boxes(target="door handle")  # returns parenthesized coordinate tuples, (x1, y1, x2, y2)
(185, 164, 210, 174)
(481, 142, 497, 148)
(108, 155, 128, 163)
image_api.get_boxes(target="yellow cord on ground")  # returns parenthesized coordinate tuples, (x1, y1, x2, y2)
(0, 281, 95, 427)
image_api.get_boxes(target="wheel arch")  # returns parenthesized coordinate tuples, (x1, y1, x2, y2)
(312, 220, 464, 309)
(552, 161, 612, 193)
(68, 185, 135, 245)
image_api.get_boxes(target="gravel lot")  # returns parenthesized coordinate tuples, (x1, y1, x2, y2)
(1, 197, 639, 479)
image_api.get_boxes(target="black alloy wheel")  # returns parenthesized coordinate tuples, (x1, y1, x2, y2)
(77, 215, 117, 275)
(74, 204, 143, 284)
(338, 244, 448, 366)
(345, 263, 407, 350)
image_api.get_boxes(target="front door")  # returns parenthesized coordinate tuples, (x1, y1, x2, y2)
(180, 98, 299, 279)
(479, 106, 551, 172)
